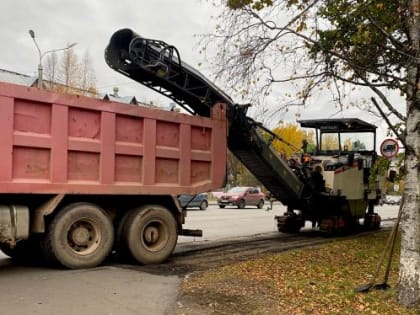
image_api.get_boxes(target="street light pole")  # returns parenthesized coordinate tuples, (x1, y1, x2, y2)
(28, 30, 77, 89)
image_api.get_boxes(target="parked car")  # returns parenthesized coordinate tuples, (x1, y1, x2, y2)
(217, 186, 265, 209)
(178, 193, 208, 210)
(383, 195, 402, 205)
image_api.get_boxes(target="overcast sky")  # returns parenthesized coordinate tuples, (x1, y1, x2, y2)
(0, 1, 403, 149)
(0, 0, 220, 103)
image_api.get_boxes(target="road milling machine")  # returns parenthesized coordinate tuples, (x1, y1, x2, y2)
(105, 28, 383, 234)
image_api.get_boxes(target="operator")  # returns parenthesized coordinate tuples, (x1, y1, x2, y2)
(301, 139, 312, 166)
(301, 139, 308, 153)
(310, 165, 325, 228)
(311, 165, 326, 193)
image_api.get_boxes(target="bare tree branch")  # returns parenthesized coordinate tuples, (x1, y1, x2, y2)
(371, 97, 406, 146)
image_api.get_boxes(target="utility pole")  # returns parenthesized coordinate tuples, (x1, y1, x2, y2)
(29, 30, 77, 89)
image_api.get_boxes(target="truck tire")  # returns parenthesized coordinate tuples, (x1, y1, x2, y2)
(122, 205, 177, 265)
(42, 203, 114, 269)
(114, 210, 133, 260)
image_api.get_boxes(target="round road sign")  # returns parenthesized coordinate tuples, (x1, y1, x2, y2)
(380, 138, 399, 158)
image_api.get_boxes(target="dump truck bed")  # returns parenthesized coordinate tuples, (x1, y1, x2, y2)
(0, 82, 227, 195)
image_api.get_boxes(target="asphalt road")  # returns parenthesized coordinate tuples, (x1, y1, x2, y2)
(178, 201, 398, 245)
(0, 202, 398, 315)
(0, 261, 181, 315)
(178, 201, 285, 244)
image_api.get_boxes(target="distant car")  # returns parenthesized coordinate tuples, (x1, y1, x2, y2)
(383, 195, 402, 205)
(210, 191, 224, 199)
(178, 193, 208, 210)
(217, 186, 265, 209)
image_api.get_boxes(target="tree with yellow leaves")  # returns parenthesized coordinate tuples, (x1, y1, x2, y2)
(271, 123, 314, 159)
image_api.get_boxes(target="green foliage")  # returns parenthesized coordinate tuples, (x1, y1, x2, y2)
(215, 0, 414, 107)
(395, 152, 406, 179)
(369, 155, 391, 186)
(310, 0, 408, 89)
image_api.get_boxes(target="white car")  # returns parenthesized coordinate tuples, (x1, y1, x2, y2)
(383, 195, 402, 205)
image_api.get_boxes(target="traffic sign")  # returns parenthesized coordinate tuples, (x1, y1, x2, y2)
(380, 138, 399, 158)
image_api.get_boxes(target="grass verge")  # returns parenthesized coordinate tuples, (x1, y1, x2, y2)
(177, 230, 419, 315)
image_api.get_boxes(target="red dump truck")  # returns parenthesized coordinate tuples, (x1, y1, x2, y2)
(0, 82, 227, 268)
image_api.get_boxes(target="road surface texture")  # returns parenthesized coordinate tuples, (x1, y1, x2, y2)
(0, 202, 398, 314)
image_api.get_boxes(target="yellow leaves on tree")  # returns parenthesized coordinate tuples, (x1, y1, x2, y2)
(321, 134, 339, 151)
(271, 123, 314, 158)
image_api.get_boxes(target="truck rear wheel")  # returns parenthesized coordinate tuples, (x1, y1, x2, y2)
(43, 203, 114, 269)
(121, 205, 177, 265)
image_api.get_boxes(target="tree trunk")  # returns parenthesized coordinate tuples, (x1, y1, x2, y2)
(397, 106, 420, 307)
(398, 2, 420, 305)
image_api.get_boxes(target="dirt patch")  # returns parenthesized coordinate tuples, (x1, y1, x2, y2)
(177, 273, 278, 315)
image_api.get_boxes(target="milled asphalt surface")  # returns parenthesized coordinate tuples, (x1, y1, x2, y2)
(0, 203, 398, 315)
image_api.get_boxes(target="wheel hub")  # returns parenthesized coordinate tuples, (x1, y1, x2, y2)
(68, 221, 99, 253)
(71, 225, 91, 246)
(144, 226, 160, 244)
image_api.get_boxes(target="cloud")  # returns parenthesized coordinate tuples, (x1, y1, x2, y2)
(0, 0, 405, 148)
(0, 0, 220, 104)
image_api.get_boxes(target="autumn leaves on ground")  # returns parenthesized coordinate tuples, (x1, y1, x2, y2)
(177, 230, 418, 315)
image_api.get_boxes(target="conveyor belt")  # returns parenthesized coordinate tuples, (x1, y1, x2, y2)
(105, 28, 305, 205)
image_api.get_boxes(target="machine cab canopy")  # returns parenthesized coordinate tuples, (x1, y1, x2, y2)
(298, 118, 377, 156)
